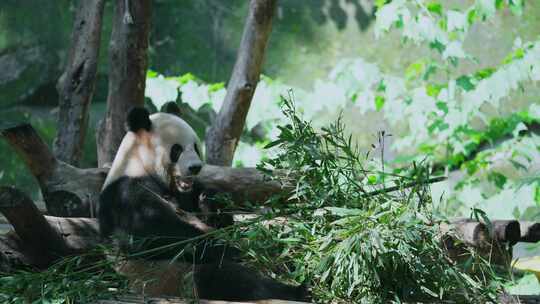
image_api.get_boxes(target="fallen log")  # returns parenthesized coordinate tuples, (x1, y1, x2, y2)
(195, 165, 292, 205)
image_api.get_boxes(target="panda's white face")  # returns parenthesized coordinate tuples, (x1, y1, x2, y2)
(103, 111, 203, 192)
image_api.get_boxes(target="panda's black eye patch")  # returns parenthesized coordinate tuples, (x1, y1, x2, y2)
(194, 144, 201, 157)
(170, 144, 183, 162)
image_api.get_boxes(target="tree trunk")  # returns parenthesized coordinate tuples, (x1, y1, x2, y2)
(97, 0, 151, 167)
(205, 0, 277, 166)
(53, 0, 106, 166)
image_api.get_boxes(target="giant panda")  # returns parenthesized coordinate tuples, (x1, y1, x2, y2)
(98, 107, 309, 301)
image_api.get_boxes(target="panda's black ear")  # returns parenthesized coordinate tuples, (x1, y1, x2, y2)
(127, 107, 152, 132)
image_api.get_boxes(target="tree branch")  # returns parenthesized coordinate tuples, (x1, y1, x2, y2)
(54, 0, 106, 166)
(205, 0, 277, 166)
(1, 124, 57, 183)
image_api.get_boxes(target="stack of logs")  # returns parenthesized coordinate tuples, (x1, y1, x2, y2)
(1, 124, 540, 304)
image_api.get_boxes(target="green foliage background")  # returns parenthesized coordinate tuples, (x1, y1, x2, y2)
(0, 0, 540, 301)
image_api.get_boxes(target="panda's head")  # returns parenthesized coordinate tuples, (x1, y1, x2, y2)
(103, 107, 203, 192)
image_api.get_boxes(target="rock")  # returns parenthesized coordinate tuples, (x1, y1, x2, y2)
(0, 45, 61, 106)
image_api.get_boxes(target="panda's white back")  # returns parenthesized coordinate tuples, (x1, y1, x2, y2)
(103, 112, 201, 189)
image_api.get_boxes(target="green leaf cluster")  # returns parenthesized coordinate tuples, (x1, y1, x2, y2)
(0, 250, 127, 304)
(222, 97, 503, 303)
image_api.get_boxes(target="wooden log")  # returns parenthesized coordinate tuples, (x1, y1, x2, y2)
(54, 0, 106, 166)
(196, 165, 292, 205)
(0, 232, 31, 272)
(45, 215, 101, 252)
(0, 186, 69, 267)
(519, 221, 540, 243)
(1, 124, 107, 217)
(205, 0, 277, 166)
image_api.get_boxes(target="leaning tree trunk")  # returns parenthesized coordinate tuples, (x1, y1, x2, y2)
(205, 0, 277, 166)
(53, 0, 106, 166)
(1, 124, 107, 217)
(97, 0, 151, 167)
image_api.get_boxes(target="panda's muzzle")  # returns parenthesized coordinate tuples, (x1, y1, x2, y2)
(173, 148, 203, 193)
(174, 164, 202, 192)
(175, 177, 194, 192)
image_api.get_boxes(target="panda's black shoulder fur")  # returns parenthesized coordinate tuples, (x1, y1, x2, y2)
(127, 107, 152, 132)
(98, 175, 232, 261)
(98, 175, 200, 238)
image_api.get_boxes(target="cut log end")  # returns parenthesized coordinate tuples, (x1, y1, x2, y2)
(520, 221, 540, 243)
(492, 220, 521, 244)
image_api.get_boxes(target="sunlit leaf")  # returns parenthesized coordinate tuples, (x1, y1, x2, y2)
(427, 2, 443, 16)
(375, 95, 386, 111)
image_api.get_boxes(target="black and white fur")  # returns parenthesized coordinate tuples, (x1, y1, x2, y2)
(98, 107, 308, 301)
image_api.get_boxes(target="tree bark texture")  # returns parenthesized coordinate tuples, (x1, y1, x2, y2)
(97, 0, 151, 167)
(195, 165, 292, 205)
(205, 0, 277, 166)
(53, 0, 106, 166)
(0, 232, 32, 272)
